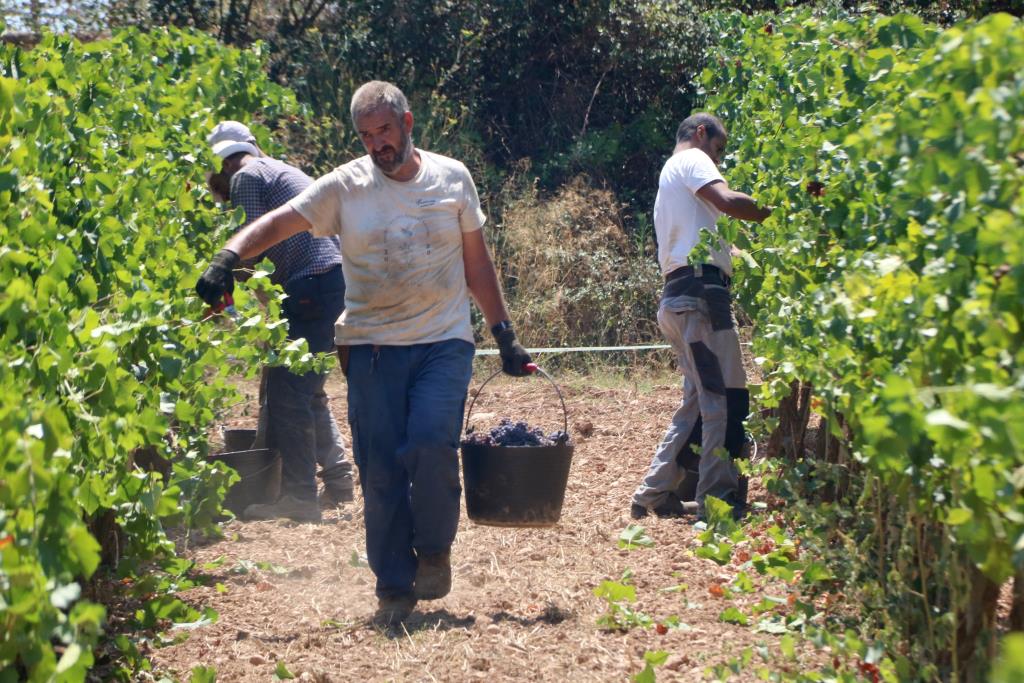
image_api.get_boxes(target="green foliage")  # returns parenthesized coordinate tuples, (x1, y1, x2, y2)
(632, 649, 668, 683)
(0, 27, 314, 680)
(190, 665, 218, 683)
(862, 0, 1021, 24)
(273, 659, 295, 680)
(991, 633, 1024, 683)
(700, 6, 1024, 678)
(618, 523, 656, 550)
(593, 575, 655, 632)
(275, 1, 710, 195)
(718, 606, 749, 626)
(256, 0, 1019, 229)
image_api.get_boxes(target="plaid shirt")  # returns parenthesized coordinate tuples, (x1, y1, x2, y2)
(230, 157, 341, 285)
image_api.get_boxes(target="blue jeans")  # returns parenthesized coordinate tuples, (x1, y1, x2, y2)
(345, 339, 475, 599)
(267, 266, 350, 501)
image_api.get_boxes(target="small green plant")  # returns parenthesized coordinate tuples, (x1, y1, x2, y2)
(593, 573, 654, 632)
(273, 660, 296, 680)
(694, 496, 745, 565)
(190, 665, 218, 683)
(718, 607, 749, 626)
(618, 523, 655, 550)
(633, 650, 669, 683)
(229, 559, 291, 575)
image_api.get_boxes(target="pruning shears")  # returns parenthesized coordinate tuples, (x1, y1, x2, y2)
(204, 292, 238, 319)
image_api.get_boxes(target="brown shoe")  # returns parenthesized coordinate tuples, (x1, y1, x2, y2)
(414, 551, 452, 600)
(372, 594, 417, 627)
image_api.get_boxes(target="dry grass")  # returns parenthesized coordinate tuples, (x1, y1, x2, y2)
(134, 365, 834, 682)
(493, 175, 662, 351)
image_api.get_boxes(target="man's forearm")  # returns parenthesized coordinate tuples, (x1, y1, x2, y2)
(466, 260, 511, 328)
(720, 189, 770, 222)
(223, 204, 310, 260)
(462, 229, 512, 327)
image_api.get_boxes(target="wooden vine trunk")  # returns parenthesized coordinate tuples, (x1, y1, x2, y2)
(765, 380, 813, 461)
(955, 565, 1001, 682)
(1011, 567, 1024, 632)
(86, 446, 173, 570)
(814, 411, 852, 502)
(86, 508, 124, 569)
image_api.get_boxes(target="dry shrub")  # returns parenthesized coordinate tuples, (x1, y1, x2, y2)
(494, 175, 660, 350)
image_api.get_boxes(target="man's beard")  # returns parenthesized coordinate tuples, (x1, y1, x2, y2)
(371, 130, 413, 174)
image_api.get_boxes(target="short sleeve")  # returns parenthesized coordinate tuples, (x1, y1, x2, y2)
(288, 171, 344, 238)
(680, 150, 725, 195)
(230, 172, 268, 226)
(457, 164, 486, 233)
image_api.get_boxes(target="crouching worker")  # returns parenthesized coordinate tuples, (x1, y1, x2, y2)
(630, 113, 770, 522)
(204, 121, 354, 523)
(196, 82, 532, 626)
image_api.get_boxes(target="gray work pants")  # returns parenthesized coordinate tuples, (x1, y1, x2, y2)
(266, 364, 352, 501)
(632, 298, 746, 514)
(267, 266, 352, 501)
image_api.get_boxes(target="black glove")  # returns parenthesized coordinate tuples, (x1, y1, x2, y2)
(195, 249, 240, 306)
(493, 322, 532, 377)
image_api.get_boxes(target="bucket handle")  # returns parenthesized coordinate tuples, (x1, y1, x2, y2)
(464, 365, 569, 436)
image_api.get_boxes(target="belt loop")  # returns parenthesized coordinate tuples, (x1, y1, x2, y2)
(694, 264, 703, 279)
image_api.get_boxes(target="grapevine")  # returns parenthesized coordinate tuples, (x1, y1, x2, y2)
(0, 28, 317, 680)
(700, 8, 1023, 676)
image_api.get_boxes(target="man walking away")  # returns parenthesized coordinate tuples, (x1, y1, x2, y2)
(205, 121, 354, 523)
(630, 113, 770, 522)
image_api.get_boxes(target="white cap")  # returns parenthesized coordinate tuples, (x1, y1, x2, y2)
(207, 120, 260, 159)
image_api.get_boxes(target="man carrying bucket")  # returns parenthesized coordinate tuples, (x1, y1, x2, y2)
(196, 82, 532, 626)
(204, 121, 355, 522)
(630, 113, 770, 522)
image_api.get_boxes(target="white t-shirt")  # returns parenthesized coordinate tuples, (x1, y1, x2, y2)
(288, 150, 486, 345)
(653, 147, 733, 277)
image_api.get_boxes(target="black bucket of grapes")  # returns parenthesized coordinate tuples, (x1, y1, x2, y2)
(460, 365, 573, 527)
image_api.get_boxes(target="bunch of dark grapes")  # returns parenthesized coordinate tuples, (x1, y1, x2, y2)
(462, 431, 493, 446)
(463, 418, 572, 447)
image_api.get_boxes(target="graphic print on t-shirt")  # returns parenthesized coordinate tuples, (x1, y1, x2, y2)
(364, 210, 463, 317)
(382, 214, 434, 279)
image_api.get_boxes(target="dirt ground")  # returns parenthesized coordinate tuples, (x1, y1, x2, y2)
(145, 363, 818, 682)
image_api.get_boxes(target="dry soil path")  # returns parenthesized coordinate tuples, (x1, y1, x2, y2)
(150, 369, 810, 682)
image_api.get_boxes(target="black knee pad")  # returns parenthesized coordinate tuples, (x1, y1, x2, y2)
(724, 388, 750, 459)
(675, 469, 700, 502)
(689, 342, 726, 395)
(674, 416, 702, 471)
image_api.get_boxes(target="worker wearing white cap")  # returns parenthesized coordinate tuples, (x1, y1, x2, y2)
(204, 120, 354, 523)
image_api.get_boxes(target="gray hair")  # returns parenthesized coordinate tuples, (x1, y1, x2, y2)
(675, 113, 726, 144)
(350, 81, 409, 126)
